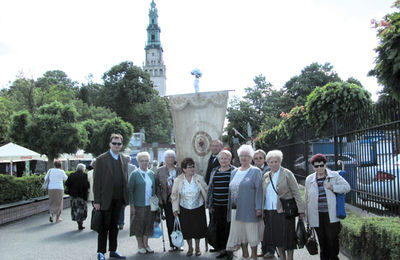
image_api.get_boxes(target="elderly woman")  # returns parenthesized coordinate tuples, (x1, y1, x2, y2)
(65, 163, 90, 230)
(253, 150, 275, 259)
(129, 152, 156, 254)
(45, 160, 68, 223)
(226, 145, 263, 260)
(262, 150, 304, 260)
(305, 153, 350, 260)
(171, 157, 208, 257)
(206, 150, 236, 259)
(155, 149, 182, 252)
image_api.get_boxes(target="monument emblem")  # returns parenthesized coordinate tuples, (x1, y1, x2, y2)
(192, 131, 212, 156)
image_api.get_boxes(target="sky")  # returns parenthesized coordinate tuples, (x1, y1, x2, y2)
(0, 0, 396, 101)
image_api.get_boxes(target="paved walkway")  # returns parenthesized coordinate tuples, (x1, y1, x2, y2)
(0, 204, 350, 260)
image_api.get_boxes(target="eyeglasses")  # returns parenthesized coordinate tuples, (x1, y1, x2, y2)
(313, 164, 325, 168)
(254, 157, 264, 160)
(111, 142, 122, 146)
(186, 165, 195, 169)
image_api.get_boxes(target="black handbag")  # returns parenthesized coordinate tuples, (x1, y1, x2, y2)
(305, 225, 318, 255)
(206, 212, 218, 249)
(90, 208, 103, 233)
(270, 174, 299, 218)
(296, 219, 307, 248)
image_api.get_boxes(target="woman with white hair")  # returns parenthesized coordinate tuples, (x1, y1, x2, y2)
(262, 150, 304, 260)
(65, 163, 90, 230)
(155, 149, 183, 252)
(128, 151, 156, 254)
(226, 145, 264, 260)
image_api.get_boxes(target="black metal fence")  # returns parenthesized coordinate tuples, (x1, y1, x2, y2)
(265, 99, 400, 216)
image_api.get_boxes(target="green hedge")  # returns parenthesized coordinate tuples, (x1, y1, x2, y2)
(340, 212, 400, 260)
(0, 172, 72, 205)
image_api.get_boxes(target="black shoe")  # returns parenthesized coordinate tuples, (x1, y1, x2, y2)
(216, 251, 228, 258)
(78, 222, 85, 230)
(226, 252, 234, 260)
(209, 248, 218, 252)
(97, 253, 105, 260)
(110, 251, 126, 259)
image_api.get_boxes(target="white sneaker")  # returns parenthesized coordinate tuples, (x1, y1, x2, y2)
(145, 247, 154, 253)
(138, 248, 147, 254)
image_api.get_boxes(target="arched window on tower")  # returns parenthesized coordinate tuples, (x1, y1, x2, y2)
(151, 34, 155, 41)
(149, 69, 153, 76)
(159, 69, 163, 76)
(152, 19, 154, 24)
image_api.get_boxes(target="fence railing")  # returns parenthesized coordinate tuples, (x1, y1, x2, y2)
(264, 99, 400, 216)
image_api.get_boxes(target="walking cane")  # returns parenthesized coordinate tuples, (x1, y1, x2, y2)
(160, 207, 166, 252)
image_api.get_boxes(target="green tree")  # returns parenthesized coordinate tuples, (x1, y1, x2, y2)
(82, 117, 134, 157)
(369, 2, 400, 101)
(129, 96, 172, 143)
(101, 61, 155, 121)
(305, 82, 373, 131)
(283, 62, 342, 107)
(8, 101, 88, 166)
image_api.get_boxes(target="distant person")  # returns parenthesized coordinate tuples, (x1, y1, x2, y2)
(206, 150, 236, 259)
(45, 160, 67, 223)
(155, 150, 182, 252)
(87, 159, 96, 203)
(65, 163, 90, 230)
(93, 133, 130, 260)
(129, 152, 156, 254)
(171, 157, 208, 257)
(305, 153, 350, 260)
(150, 160, 158, 173)
(204, 140, 224, 185)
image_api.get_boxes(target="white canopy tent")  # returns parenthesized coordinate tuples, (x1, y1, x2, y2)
(0, 142, 46, 176)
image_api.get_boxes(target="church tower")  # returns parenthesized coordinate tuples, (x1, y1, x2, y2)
(143, 0, 166, 96)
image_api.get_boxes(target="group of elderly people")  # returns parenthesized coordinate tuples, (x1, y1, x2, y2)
(128, 144, 350, 260)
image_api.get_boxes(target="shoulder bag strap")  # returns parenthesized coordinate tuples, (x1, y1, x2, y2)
(269, 173, 278, 195)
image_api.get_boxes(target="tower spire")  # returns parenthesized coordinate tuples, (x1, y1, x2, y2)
(143, 0, 166, 96)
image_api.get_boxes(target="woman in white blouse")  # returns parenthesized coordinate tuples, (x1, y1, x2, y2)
(171, 157, 208, 256)
(45, 160, 68, 223)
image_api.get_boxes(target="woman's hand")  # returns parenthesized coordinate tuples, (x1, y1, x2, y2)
(299, 213, 305, 220)
(256, 210, 262, 216)
(93, 203, 100, 210)
(209, 207, 214, 214)
(173, 211, 179, 217)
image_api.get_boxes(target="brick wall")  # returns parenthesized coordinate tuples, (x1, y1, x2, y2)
(0, 196, 70, 225)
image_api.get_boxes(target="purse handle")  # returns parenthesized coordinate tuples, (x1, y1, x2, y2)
(173, 216, 181, 231)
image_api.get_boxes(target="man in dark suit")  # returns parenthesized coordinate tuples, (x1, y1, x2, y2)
(93, 133, 129, 260)
(204, 140, 224, 185)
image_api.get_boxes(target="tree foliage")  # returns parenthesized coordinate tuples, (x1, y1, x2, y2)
(305, 82, 373, 131)
(283, 62, 341, 107)
(369, 2, 400, 101)
(102, 61, 155, 122)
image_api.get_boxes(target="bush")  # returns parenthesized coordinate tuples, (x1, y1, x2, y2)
(0, 171, 73, 205)
(340, 212, 400, 260)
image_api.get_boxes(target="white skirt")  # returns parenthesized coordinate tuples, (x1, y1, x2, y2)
(226, 209, 264, 251)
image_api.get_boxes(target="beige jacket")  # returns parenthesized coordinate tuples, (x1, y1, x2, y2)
(305, 168, 350, 227)
(262, 167, 305, 214)
(170, 173, 208, 213)
(155, 165, 182, 204)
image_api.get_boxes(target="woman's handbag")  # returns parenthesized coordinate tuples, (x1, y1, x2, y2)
(280, 198, 299, 218)
(305, 225, 318, 255)
(170, 216, 184, 248)
(296, 219, 307, 248)
(335, 170, 347, 219)
(149, 195, 159, 212)
(269, 173, 298, 218)
(206, 212, 218, 249)
(41, 170, 51, 190)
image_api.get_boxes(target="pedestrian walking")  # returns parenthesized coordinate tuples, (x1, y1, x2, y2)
(45, 160, 68, 223)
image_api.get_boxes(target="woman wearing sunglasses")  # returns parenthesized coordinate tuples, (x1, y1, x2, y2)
(305, 153, 350, 260)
